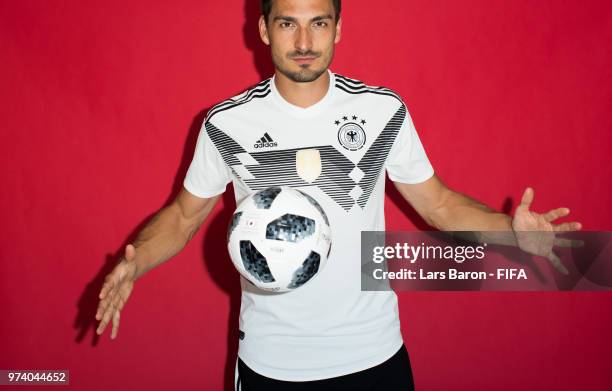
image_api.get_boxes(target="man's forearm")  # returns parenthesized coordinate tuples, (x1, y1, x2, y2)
(430, 191, 510, 231)
(130, 203, 198, 280)
(430, 191, 518, 246)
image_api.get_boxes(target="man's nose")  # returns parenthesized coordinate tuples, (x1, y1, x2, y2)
(295, 26, 313, 53)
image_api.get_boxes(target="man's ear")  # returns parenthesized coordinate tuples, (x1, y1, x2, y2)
(259, 15, 270, 46)
(334, 17, 342, 44)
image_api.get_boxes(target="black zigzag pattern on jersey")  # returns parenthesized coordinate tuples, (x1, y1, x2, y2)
(244, 146, 357, 210)
(205, 79, 271, 122)
(356, 105, 406, 208)
(205, 107, 406, 211)
(205, 122, 245, 166)
(334, 74, 403, 103)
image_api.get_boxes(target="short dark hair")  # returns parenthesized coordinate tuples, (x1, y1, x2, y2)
(261, 0, 342, 24)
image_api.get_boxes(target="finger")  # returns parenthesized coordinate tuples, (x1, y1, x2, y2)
(547, 251, 569, 275)
(518, 187, 534, 210)
(106, 275, 122, 302)
(96, 291, 116, 321)
(108, 290, 125, 316)
(553, 237, 584, 248)
(98, 275, 116, 299)
(97, 282, 119, 320)
(105, 266, 128, 306)
(111, 310, 121, 340)
(100, 302, 117, 334)
(95, 299, 108, 321)
(97, 296, 119, 335)
(552, 222, 582, 232)
(543, 207, 570, 222)
(96, 282, 116, 319)
(96, 306, 114, 336)
(116, 289, 129, 312)
(125, 244, 136, 261)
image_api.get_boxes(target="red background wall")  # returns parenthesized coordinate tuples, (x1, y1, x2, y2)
(1, 0, 611, 390)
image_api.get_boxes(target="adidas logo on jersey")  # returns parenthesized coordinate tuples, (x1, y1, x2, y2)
(254, 132, 277, 148)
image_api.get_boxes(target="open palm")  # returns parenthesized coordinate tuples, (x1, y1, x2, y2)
(95, 244, 138, 339)
(511, 188, 582, 275)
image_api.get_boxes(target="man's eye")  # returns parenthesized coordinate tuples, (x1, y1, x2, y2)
(313, 21, 328, 28)
(280, 22, 294, 28)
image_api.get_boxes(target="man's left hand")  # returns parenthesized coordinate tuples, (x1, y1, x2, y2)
(511, 187, 583, 275)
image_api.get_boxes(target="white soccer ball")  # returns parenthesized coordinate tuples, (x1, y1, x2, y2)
(227, 186, 332, 292)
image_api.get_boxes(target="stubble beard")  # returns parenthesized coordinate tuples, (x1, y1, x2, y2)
(274, 49, 334, 83)
(279, 64, 327, 83)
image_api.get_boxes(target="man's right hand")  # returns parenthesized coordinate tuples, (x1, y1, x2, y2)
(95, 244, 139, 339)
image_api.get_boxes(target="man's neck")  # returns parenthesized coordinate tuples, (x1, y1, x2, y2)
(273, 70, 330, 109)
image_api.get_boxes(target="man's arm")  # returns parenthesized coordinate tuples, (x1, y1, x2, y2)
(393, 174, 513, 232)
(95, 187, 220, 338)
(131, 188, 221, 280)
(393, 174, 582, 274)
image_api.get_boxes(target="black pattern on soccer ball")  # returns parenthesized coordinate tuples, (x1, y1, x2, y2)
(252, 186, 282, 209)
(287, 251, 321, 289)
(239, 240, 275, 283)
(227, 211, 242, 242)
(297, 189, 330, 225)
(266, 214, 315, 243)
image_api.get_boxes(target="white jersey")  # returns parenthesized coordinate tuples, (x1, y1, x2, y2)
(183, 70, 434, 381)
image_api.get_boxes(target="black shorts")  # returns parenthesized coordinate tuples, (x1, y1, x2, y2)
(235, 344, 415, 391)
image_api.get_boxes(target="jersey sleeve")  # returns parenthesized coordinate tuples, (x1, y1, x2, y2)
(385, 106, 435, 184)
(183, 120, 232, 198)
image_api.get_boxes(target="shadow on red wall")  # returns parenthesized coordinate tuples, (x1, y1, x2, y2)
(73, 2, 276, 390)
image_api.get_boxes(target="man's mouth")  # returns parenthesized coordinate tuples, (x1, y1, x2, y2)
(292, 56, 317, 64)
(289, 53, 320, 65)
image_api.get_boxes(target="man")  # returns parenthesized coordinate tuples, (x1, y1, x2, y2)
(95, 0, 581, 389)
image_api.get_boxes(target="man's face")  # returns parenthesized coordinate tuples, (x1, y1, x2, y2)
(259, 0, 342, 83)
